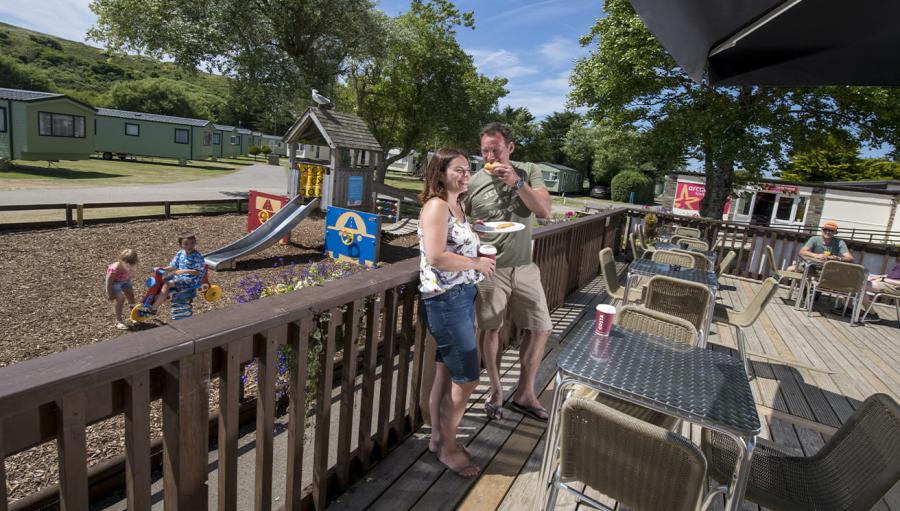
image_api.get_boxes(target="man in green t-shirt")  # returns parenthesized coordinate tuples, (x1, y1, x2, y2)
(464, 122, 553, 421)
(787, 220, 854, 271)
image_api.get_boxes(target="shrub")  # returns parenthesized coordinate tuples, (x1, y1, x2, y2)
(611, 170, 653, 204)
(248, 145, 261, 160)
(261, 145, 272, 155)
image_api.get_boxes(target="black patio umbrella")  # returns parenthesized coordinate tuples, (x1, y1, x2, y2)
(629, 0, 900, 86)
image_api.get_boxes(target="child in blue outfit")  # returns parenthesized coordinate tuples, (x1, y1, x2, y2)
(152, 232, 205, 312)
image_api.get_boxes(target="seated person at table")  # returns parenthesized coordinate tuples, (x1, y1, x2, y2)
(861, 261, 900, 322)
(787, 221, 854, 272)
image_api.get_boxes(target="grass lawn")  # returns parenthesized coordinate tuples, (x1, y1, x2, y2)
(384, 170, 424, 193)
(0, 156, 254, 190)
(0, 202, 243, 225)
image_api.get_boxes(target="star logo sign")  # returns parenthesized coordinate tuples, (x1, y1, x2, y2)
(674, 184, 702, 210)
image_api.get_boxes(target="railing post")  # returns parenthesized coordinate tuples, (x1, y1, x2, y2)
(65, 204, 73, 228)
(164, 202, 171, 219)
(312, 309, 339, 511)
(285, 319, 312, 511)
(255, 328, 282, 511)
(162, 352, 210, 511)
(76, 204, 84, 227)
(218, 339, 247, 511)
(57, 392, 88, 511)
(125, 371, 152, 511)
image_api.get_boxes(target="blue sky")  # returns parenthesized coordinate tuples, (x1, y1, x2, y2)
(0, 0, 601, 119)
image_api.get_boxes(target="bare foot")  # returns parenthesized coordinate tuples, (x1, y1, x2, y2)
(429, 437, 472, 458)
(437, 447, 479, 478)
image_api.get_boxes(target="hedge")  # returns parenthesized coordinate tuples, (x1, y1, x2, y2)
(611, 170, 653, 204)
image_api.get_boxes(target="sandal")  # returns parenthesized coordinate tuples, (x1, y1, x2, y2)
(115, 322, 129, 330)
(484, 399, 504, 421)
(508, 400, 549, 422)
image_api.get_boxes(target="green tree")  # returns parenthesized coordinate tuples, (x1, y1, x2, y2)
(535, 110, 581, 164)
(347, 0, 506, 181)
(249, 145, 260, 161)
(0, 55, 52, 91)
(569, 0, 898, 218)
(89, 0, 379, 93)
(782, 136, 900, 182)
(105, 78, 222, 119)
(261, 145, 272, 156)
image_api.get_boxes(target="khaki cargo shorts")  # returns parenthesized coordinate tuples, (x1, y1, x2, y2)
(476, 262, 552, 332)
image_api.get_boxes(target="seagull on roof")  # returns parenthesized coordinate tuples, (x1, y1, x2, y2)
(311, 89, 332, 108)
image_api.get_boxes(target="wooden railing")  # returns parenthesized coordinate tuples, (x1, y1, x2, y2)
(0, 208, 627, 510)
(624, 209, 900, 278)
(0, 198, 249, 230)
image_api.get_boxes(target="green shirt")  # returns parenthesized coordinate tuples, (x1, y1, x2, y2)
(464, 162, 546, 268)
(803, 235, 849, 256)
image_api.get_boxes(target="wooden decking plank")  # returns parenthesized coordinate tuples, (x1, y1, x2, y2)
(768, 363, 817, 421)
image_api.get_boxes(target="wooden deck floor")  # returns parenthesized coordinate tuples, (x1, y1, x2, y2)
(328, 270, 900, 511)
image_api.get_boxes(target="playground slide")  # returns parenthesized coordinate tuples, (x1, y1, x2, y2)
(205, 196, 320, 270)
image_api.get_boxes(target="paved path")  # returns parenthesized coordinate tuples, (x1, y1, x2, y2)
(0, 163, 288, 205)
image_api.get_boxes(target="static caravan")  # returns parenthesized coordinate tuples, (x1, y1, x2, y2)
(212, 124, 238, 158)
(538, 162, 585, 194)
(236, 128, 253, 155)
(260, 134, 286, 156)
(0, 88, 96, 162)
(95, 108, 214, 162)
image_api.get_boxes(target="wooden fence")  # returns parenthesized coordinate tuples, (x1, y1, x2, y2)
(0, 208, 627, 511)
(624, 209, 900, 278)
(0, 198, 249, 230)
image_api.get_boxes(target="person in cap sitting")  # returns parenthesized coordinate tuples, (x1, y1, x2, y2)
(860, 261, 900, 322)
(787, 220, 854, 272)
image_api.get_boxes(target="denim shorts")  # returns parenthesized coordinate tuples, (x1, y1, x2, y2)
(422, 283, 480, 383)
(110, 280, 133, 295)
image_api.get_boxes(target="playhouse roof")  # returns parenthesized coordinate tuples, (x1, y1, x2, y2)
(283, 107, 382, 153)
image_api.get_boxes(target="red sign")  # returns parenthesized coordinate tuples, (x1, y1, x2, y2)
(673, 181, 731, 214)
(247, 190, 290, 243)
(763, 183, 799, 194)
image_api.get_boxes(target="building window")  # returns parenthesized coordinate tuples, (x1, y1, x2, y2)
(230, 135, 238, 145)
(793, 197, 808, 223)
(125, 123, 140, 136)
(202, 133, 212, 146)
(774, 196, 794, 221)
(212, 133, 221, 145)
(0, 107, 6, 132)
(38, 112, 86, 138)
(175, 128, 190, 144)
(316, 146, 321, 159)
(739, 195, 753, 216)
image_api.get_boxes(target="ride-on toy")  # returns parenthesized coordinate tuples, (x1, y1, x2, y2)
(131, 265, 222, 322)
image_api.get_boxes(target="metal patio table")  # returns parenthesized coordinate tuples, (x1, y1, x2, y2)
(538, 320, 760, 511)
(794, 258, 824, 309)
(622, 258, 719, 345)
(654, 241, 718, 264)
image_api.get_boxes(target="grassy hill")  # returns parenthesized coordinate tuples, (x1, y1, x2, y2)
(0, 22, 231, 119)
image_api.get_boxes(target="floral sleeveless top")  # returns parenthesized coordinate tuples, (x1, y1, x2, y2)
(418, 208, 483, 299)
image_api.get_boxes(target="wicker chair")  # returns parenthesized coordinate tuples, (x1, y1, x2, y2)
(716, 250, 736, 278)
(652, 249, 696, 268)
(645, 276, 712, 339)
(719, 278, 779, 376)
(701, 393, 900, 511)
(679, 237, 710, 252)
(573, 306, 698, 430)
(600, 247, 643, 304)
(807, 261, 867, 322)
(547, 397, 711, 511)
(862, 280, 900, 326)
(674, 226, 702, 239)
(674, 249, 711, 272)
(765, 245, 803, 300)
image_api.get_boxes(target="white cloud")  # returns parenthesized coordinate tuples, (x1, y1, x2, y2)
(484, 0, 589, 25)
(538, 36, 587, 69)
(467, 48, 538, 79)
(500, 70, 574, 117)
(0, 0, 96, 43)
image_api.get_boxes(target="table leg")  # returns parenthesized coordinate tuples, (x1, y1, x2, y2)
(702, 288, 717, 348)
(537, 374, 571, 510)
(723, 433, 756, 511)
(794, 265, 811, 309)
(622, 271, 635, 305)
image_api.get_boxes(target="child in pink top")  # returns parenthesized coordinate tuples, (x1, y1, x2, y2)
(106, 249, 138, 330)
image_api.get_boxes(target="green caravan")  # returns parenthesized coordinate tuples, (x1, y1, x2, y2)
(95, 108, 214, 161)
(0, 88, 96, 162)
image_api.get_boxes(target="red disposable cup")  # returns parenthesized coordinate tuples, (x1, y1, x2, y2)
(595, 304, 616, 336)
(479, 244, 497, 260)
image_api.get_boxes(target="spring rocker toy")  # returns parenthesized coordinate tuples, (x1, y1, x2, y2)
(131, 265, 222, 322)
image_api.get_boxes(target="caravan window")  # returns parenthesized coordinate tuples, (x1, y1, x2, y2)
(125, 123, 140, 136)
(212, 133, 221, 145)
(0, 107, 6, 132)
(230, 135, 238, 144)
(175, 129, 190, 144)
(38, 112, 86, 138)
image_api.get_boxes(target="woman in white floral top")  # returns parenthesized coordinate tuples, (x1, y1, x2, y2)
(418, 148, 495, 478)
